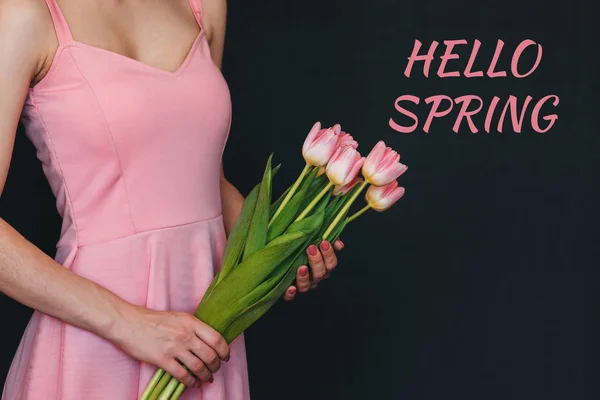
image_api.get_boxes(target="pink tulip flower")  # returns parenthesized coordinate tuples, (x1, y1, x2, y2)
(362, 141, 408, 186)
(333, 176, 363, 196)
(325, 146, 365, 186)
(302, 122, 341, 166)
(365, 180, 406, 211)
(337, 132, 358, 149)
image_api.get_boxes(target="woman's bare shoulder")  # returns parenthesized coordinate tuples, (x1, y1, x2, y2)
(0, 0, 57, 56)
(0, 0, 59, 83)
(0, 0, 54, 31)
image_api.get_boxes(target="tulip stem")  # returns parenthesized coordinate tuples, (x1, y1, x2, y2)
(147, 371, 173, 400)
(294, 182, 334, 222)
(347, 204, 371, 223)
(170, 383, 186, 399)
(157, 377, 179, 400)
(140, 369, 165, 400)
(269, 163, 312, 227)
(322, 181, 369, 240)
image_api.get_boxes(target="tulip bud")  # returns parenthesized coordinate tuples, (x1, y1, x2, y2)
(365, 180, 405, 211)
(337, 132, 358, 149)
(325, 146, 365, 186)
(333, 177, 363, 196)
(302, 122, 341, 166)
(362, 141, 407, 186)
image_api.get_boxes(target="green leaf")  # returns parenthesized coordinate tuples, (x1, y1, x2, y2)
(330, 218, 348, 243)
(199, 184, 260, 307)
(219, 245, 307, 338)
(270, 165, 318, 215)
(300, 166, 320, 190)
(285, 209, 324, 236)
(220, 212, 330, 342)
(309, 172, 328, 190)
(267, 191, 303, 241)
(328, 216, 349, 243)
(272, 163, 281, 178)
(316, 183, 362, 239)
(267, 168, 319, 241)
(324, 196, 343, 220)
(220, 213, 328, 342)
(316, 198, 343, 239)
(222, 252, 310, 342)
(311, 187, 332, 216)
(269, 186, 290, 218)
(242, 154, 273, 260)
(217, 184, 259, 280)
(300, 176, 327, 208)
(196, 231, 307, 325)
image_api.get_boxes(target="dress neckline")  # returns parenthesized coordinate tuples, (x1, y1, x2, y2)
(71, 29, 206, 77)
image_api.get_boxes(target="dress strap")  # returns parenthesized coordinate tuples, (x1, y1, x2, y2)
(42, 0, 74, 45)
(187, 0, 205, 30)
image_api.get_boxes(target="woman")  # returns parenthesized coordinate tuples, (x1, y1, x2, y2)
(0, 0, 343, 398)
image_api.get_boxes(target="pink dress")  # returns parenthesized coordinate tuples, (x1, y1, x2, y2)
(2, 0, 250, 398)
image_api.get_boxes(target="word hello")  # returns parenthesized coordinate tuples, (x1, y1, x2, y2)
(389, 40, 559, 134)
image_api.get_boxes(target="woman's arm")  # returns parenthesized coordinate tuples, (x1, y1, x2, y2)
(0, 1, 228, 387)
(220, 168, 245, 235)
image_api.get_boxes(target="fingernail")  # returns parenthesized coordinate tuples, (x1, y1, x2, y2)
(299, 266, 309, 277)
(289, 287, 296, 294)
(338, 240, 344, 248)
(320, 241, 330, 251)
(308, 245, 318, 256)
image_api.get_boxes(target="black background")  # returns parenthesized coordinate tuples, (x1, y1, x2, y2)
(1, 0, 598, 399)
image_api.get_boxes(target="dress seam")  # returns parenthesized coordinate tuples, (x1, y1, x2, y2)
(75, 213, 224, 250)
(28, 92, 75, 400)
(30, 44, 72, 93)
(66, 50, 138, 233)
(29, 93, 81, 248)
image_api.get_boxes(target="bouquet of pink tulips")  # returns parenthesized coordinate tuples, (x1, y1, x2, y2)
(140, 122, 408, 400)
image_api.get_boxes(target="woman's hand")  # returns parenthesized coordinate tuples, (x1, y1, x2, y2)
(109, 305, 230, 388)
(282, 239, 345, 301)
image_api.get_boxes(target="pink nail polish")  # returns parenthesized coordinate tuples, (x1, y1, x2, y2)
(308, 245, 318, 256)
(321, 241, 330, 251)
(299, 267, 308, 277)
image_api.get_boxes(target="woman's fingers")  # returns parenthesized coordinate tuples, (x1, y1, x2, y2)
(319, 240, 338, 274)
(296, 265, 311, 292)
(307, 244, 327, 284)
(177, 351, 213, 384)
(285, 240, 344, 299)
(283, 286, 296, 301)
(190, 338, 221, 373)
(165, 358, 198, 388)
(192, 318, 230, 361)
